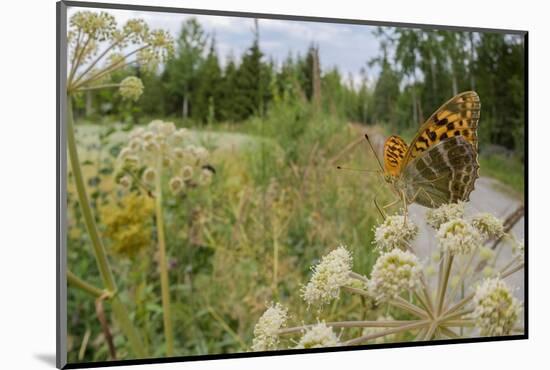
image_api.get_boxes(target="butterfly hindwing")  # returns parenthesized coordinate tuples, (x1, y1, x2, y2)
(402, 91, 480, 167)
(384, 135, 408, 176)
(402, 136, 479, 208)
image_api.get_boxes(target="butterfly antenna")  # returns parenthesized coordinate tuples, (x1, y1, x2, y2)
(336, 166, 380, 173)
(364, 133, 384, 172)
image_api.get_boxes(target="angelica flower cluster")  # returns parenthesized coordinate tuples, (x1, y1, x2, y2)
(117, 120, 213, 195)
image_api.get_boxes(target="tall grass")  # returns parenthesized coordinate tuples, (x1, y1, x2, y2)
(67, 102, 390, 361)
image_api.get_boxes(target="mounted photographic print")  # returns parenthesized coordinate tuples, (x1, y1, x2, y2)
(56, 1, 528, 368)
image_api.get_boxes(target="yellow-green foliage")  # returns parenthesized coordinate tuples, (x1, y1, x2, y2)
(100, 192, 154, 257)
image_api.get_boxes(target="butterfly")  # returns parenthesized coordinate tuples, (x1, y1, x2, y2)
(372, 91, 481, 212)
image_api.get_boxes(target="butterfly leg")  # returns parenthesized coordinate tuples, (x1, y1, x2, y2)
(375, 197, 401, 220)
(417, 187, 439, 208)
(400, 190, 409, 225)
(373, 197, 402, 221)
(382, 198, 401, 211)
(409, 188, 424, 205)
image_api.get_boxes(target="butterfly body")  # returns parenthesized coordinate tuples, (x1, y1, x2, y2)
(382, 91, 481, 209)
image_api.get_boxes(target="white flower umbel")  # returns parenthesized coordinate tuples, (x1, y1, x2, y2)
(472, 278, 521, 336)
(142, 167, 156, 184)
(181, 165, 194, 181)
(251, 303, 288, 351)
(373, 215, 418, 251)
(426, 202, 465, 229)
(369, 249, 421, 302)
(169, 176, 184, 195)
(515, 241, 525, 258)
(118, 120, 214, 196)
(436, 218, 482, 255)
(118, 175, 131, 188)
(301, 246, 353, 306)
(471, 213, 505, 239)
(198, 169, 213, 186)
(119, 76, 144, 101)
(295, 322, 340, 349)
(172, 128, 190, 143)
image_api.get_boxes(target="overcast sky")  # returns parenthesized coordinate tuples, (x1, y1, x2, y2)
(68, 6, 384, 86)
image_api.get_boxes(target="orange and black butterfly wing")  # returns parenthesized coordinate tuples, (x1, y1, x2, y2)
(400, 91, 481, 208)
(402, 91, 480, 166)
(402, 136, 480, 208)
(383, 135, 408, 177)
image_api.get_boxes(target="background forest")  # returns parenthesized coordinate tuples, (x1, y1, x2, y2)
(73, 19, 525, 184)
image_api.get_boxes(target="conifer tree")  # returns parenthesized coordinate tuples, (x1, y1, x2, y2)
(193, 37, 222, 123)
(163, 18, 207, 120)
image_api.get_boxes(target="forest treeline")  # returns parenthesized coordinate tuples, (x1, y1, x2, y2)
(75, 18, 525, 157)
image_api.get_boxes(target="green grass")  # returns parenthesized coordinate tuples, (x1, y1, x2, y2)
(479, 154, 524, 196)
(67, 106, 390, 362)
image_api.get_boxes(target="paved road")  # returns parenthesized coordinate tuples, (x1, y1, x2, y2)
(409, 177, 525, 307)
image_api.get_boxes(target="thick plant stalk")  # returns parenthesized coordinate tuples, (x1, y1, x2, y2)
(66, 97, 146, 358)
(154, 158, 175, 356)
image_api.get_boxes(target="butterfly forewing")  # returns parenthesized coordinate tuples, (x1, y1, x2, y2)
(402, 91, 480, 167)
(402, 136, 479, 208)
(383, 135, 408, 176)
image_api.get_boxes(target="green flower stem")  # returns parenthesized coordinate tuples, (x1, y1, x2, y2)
(72, 45, 147, 91)
(442, 292, 475, 318)
(67, 270, 104, 297)
(342, 286, 370, 297)
(390, 296, 430, 319)
(439, 326, 460, 338)
(67, 99, 115, 290)
(349, 271, 369, 283)
(419, 275, 435, 315)
(71, 60, 136, 92)
(447, 250, 477, 303)
(73, 34, 130, 85)
(441, 309, 473, 322)
(499, 255, 523, 276)
(440, 259, 524, 322)
(66, 97, 146, 358)
(154, 158, 174, 356)
(414, 327, 428, 341)
(68, 32, 89, 84)
(501, 262, 524, 278)
(414, 291, 434, 319)
(75, 83, 121, 92)
(404, 241, 435, 314)
(278, 320, 425, 335)
(436, 254, 454, 315)
(344, 320, 430, 346)
(342, 286, 429, 319)
(424, 321, 438, 340)
(443, 320, 475, 327)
